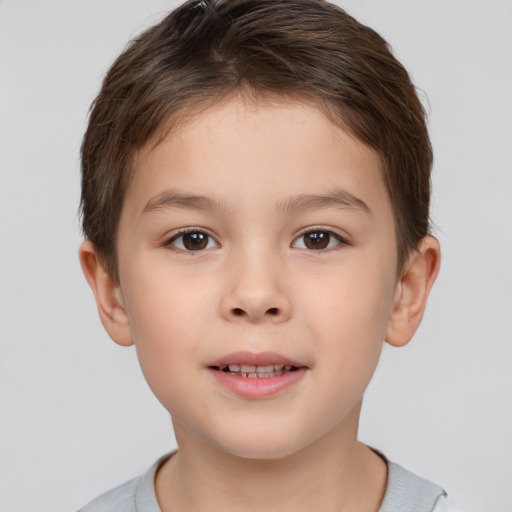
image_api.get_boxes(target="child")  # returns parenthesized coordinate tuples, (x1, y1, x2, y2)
(78, 0, 451, 510)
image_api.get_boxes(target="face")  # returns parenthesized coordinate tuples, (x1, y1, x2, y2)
(114, 97, 400, 459)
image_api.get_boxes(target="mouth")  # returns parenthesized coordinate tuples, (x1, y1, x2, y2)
(211, 363, 300, 378)
(207, 351, 307, 398)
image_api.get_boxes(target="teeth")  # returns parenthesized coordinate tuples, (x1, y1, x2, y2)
(216, 363, 297, 377)
(257, 371, 284, 378)
(243, 371, 280, 378)
(256, 365, 274, 372)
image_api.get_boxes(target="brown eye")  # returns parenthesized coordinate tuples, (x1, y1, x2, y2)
(303, 231, 330, 249)
(182, 232, 208, 250)
(168, 230, 218, 251)
(292, 229, 345, 251)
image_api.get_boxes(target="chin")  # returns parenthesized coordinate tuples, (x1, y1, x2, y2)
(209, 423, 318, 461)
(223, 442, 304, 461)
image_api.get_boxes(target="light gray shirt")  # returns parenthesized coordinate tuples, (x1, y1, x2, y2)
(79, 454, 453, 512)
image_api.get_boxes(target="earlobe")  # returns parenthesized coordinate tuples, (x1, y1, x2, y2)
(385, 236, 441, 347)
(79, 241, 134, 347)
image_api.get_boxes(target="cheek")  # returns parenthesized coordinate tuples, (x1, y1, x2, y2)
(298, 258, 396, 392)
(123, 255, 214, 337)
(303, 262, 395, 343)
(121, 266, 215, 400)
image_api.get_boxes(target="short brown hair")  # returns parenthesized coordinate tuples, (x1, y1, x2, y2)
(80, 0, 432, 280)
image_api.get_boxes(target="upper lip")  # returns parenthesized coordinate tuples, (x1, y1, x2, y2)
(207, 351, 306, 368)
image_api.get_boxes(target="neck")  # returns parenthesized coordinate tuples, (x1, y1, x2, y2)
(155, 407, 387, 512)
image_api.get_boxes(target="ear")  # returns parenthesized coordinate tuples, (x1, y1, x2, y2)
(79, 241, 134, 347)
(385, 236, 441, 347)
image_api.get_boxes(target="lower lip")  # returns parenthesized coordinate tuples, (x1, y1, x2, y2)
(208, 367, 307, 399)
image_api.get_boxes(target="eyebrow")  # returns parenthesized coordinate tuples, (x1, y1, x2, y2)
(275, 189, 372, 216)
(142, 188, 371, 216)
(142, 191, 227, 215)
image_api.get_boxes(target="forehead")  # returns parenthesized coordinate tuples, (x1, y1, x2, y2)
(128, 97, 388, 207)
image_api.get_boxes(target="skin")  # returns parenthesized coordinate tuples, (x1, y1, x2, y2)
(80, 96, 440, 512)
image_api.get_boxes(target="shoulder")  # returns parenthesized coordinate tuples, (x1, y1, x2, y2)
(381, 459, 470, 512)
(379, 459, 447, 512)
(77, 457, 165, 512)
(431, 495, 465, 512)
(78, 476, 140, 512)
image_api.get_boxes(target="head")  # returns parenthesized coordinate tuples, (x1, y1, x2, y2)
(79, 0, 440, 459)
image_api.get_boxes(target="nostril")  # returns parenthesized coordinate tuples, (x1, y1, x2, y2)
(228, 306, 283, 320)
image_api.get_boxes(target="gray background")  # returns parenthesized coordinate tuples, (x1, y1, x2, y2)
(1, 1, 511, 510)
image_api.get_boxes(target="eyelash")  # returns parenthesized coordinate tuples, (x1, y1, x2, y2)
(292, 228, 348, 251)
(164, 227, 349, 253)
(164, 228, 219, 253)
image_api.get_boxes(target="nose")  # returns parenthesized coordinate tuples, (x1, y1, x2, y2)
(219, 250, 292, 324)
